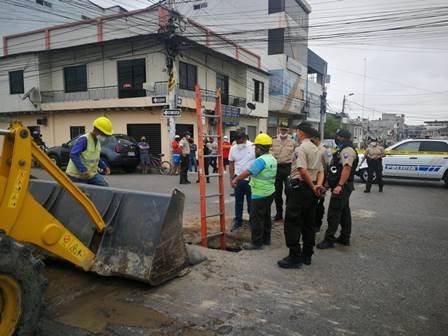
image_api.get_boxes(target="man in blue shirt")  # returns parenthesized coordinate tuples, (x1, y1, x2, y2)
(66, 117, 112, 186)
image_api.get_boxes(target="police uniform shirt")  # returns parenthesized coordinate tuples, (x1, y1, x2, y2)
(290, 138, 323, 181)
(271, 135, 296, 164)
(318, 143, 332, 171)
(339, 147, 357, 167)
(365, 145, 385, 160)
(179, 138, 190, 156)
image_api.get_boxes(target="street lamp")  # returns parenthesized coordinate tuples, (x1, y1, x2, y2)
(342, 93, 354, 114)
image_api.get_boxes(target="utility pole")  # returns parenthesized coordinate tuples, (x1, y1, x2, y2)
(319, 88, 326, 140)
(165, 11, 178, 142)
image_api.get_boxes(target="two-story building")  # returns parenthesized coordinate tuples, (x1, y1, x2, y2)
(0, 5, 269, 155)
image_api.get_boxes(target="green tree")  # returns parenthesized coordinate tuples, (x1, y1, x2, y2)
(324, 114, 342, 139)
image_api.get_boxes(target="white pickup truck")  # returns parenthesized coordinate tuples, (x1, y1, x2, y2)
(356, 139, 448, 187)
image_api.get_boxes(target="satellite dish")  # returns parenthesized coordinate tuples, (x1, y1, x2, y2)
(247, 102, 256, 111)
(22, 87, 41, 106)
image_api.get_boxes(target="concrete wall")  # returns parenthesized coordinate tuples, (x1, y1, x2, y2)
(13, 109, 198, 157)
(0, 54, 41, 113)
(4, 9, 159, 56)
(175, 0, 310, 68)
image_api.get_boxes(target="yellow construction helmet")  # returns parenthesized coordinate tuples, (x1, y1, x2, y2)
(93, 116, 113, 136)
(253, 133, 273, 146)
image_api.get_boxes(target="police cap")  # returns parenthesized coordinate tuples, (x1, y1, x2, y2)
(296, 122, 315, 136)
(336, 129, 352, 139)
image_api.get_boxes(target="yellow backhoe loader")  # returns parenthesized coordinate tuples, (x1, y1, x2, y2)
(0, 122, 189, 335)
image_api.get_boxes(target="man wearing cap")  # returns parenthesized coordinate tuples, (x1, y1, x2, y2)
(361, 138, 385, 193)
(278, 123, 324, 268)
(271, 121, 296, 221)
(317, 129, 359, 249)
(232, 133, 277, 250)
(311, 130, 332, 232)
(179, 132, 191, 184)
(66, 116, 113, 187)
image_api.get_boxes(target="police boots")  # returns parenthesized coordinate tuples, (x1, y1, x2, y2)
(277, 249, 302, 269)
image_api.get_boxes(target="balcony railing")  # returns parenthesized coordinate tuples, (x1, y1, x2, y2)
(41, 82, 248, 110)
(41, 86, 119, 103)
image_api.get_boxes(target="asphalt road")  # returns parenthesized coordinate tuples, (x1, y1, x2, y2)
(31, 169, 448, 335)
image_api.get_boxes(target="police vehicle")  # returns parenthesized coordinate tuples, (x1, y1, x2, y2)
(357, 139, 448, 187)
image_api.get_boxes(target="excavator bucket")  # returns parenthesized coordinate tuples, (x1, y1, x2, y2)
(29, 180, 188, 286)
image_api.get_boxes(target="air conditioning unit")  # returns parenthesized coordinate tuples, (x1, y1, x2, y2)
(22, 87, 42, 106)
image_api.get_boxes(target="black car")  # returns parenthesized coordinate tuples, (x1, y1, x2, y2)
(47, 134, 140, 173)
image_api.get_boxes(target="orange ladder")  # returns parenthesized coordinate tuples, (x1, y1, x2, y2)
(195, 84, 226, 249)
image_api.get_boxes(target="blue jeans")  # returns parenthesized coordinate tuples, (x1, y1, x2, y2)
(189, 153, 197, 172)
(234, 179, 251, 226)
(68, 174, 109, 187)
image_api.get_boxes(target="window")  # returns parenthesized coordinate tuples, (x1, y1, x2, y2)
(9, 70, 24, 94)
(394, 141, 421, 152)
(268, 0, 284, 14)
(64, 65, 87, 93)
(70, 126, 85, 139)
(117, 59, 146, 98)
(193, 2, 208, 10)
(36, 0, 52, 8)
(216, 73, 229, 105)
(420, 141, 448, 153)
(253, 79, 264, 103)
(268, 28, 285, 55)
(179, 62, 197, 91)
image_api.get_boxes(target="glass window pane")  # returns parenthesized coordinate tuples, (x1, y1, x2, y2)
(394, 142, 421, 151)
(9, 70, 24, 94)
(268, 28, 285, 55)
(420, 141, 448, 152)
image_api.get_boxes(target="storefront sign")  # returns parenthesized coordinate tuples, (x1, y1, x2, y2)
(222, 105, 240, 126)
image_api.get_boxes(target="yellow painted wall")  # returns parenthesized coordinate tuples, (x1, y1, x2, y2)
(13, 109, 201, 160)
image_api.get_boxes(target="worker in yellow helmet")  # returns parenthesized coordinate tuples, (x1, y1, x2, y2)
(66, 116, 113, 186)
(232, 133, 277, 250)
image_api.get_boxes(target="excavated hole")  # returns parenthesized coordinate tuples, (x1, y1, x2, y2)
(183, 219, 251, 253)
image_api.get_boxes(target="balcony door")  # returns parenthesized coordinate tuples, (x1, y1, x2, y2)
(117, 59, 146, 99)
(216, 73, 229, 105)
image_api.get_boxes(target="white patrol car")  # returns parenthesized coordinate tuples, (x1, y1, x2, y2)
(357, 139, 448, 187)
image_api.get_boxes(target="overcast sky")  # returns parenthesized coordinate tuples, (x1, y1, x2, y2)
(93, 0, 448, 125)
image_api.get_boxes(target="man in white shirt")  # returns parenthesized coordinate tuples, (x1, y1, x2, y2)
(229, 131, 256, 231)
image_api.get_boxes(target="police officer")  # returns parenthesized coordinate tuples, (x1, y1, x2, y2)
(232, 134, 277, 250)
(317, 129, 359, 249)
(311, 130, 332, 233)
(271, 121, 296, 221)
(179, 132, 191, 184)
(278, 123, 324, 268)
(361, 138, 385, 193)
